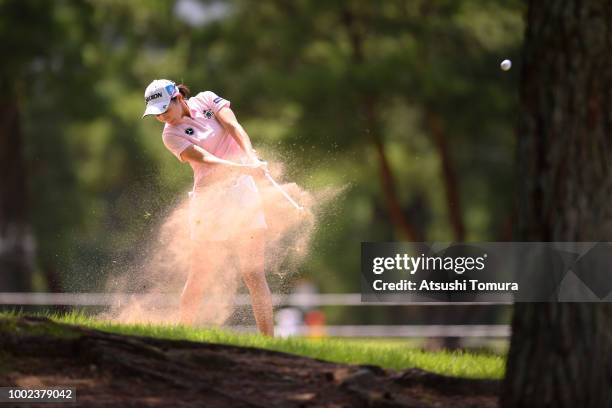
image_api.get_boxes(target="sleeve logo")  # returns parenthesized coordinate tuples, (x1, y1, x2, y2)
(213, 97, 223, 104)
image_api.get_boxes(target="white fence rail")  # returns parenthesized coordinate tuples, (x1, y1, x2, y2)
(231, 324, 510, 337)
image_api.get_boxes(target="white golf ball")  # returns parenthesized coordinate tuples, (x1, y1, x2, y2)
(500, 59, 512, 71)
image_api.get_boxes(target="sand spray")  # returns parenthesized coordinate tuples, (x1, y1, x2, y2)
(99, 159, 341, 328)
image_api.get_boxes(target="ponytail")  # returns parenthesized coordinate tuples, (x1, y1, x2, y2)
(177, 83, 191, 98)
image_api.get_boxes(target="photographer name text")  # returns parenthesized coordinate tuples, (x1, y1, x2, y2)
(372, 279, 519, 292)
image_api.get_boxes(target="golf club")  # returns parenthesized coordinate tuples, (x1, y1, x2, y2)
(263, 170, 304, 211)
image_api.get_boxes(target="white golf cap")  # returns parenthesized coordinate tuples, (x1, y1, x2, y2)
(142, 79, 179, 118)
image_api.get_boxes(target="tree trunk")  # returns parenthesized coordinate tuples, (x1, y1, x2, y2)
(502, 1, 612, 407)
(425, 110, 465, 242)
(367, 98, 423, 241)
(0, 85, 33, 291)
(342, 7, 423, 241)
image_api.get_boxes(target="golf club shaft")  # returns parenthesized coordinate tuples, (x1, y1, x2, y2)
(264, 172, 304, 211)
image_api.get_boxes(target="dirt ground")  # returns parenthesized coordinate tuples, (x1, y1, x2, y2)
(0, 316, 500, 407)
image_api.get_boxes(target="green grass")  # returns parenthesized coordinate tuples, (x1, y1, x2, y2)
(1, 310, 505, 379)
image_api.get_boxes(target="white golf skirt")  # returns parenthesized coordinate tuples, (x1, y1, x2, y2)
(189, 174, 267, 242)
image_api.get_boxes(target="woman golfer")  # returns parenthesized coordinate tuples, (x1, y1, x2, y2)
(142, 79, 273, 336)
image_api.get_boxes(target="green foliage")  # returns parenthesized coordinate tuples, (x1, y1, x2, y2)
(3, 1, 523, 320)
(189, 0, 524, 296)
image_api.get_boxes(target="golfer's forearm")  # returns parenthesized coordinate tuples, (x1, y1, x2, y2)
(207, 156, 246, 167)
(229, 125, 258, 162)
(182, 145, 245, 167)
(217, 107, 258, 162)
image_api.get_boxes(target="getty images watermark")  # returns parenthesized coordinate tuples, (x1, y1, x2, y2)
(361, 242, 612, 302)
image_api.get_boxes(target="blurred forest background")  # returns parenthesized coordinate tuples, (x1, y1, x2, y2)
(0, 0, 523, 325)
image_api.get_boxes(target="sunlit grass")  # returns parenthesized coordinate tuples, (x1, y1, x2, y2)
(1, 310, 504, 379)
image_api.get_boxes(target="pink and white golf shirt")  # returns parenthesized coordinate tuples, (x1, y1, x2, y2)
(161, 91, 248, 191)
